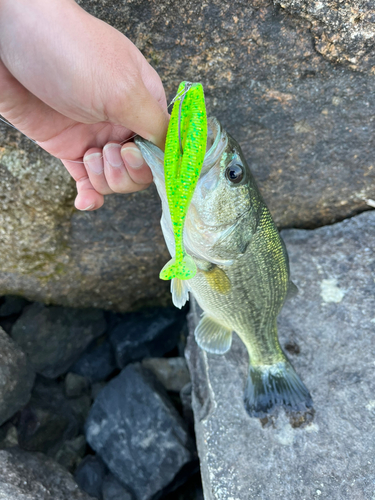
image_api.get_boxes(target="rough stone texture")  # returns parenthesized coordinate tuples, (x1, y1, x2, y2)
(70, 337, 116, 383)
(102, 474, 133, 500)
(0, 328, 35, 426)
(185, 211, 375, 500)
(11, 303, 106, 378)
(109, 307, 186, 368)
(85, 363, 193, 500)
(64, 373, 90, 399)
(54, 435, 87, 472)
(16, 376, 90, 456)
(274, 0, 375, 72)
(142, 357, 191, 392)
(75, 456, 107, 500)
(0, 447, 95, 500)
(1, 0, 375, 311)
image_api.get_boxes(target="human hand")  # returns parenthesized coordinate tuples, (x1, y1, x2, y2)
(0, 0, 169, 210)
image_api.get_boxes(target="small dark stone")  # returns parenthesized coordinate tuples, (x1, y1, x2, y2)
(55, 435, 87, 472)
(85, 364, 193, 500)
(142, 357, 190, 392)
(109, 307, 186, 369)
(0, 327, 35, 426)
(65, 373, 90, 398)
(75, 455, 107, 500)
(0, 423, 18, 449)
(0, 447, 96, 499)
(0, 295, 29, 317)
(70, 337, 116, 383)
(16, 376, 88, 455)
(284, 341, 300, 355)
(102, 474, 133, 500)
(11, 303, 107, 378)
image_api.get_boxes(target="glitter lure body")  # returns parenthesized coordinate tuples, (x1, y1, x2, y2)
(159, 81, 207, 281)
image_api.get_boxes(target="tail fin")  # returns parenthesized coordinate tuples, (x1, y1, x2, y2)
(244, 361, 313, 418)
(160, 254, 197, 280)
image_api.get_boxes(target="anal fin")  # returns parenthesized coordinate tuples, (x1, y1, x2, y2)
(286, 281, 298, 301)
(171, 278, 189, 309)
(195, 314, 232, 354)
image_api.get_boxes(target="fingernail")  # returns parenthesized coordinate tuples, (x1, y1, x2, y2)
(121, 147, 144, 169)
(80, 204, 95, 211)
(104, 143, 123, 168)
(84, 152, 103, 174)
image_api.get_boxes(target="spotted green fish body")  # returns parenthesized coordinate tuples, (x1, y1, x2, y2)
(136, 117, 312, 419)
(159, 81, 207, 281)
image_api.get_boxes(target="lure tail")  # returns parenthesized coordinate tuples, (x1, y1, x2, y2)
(244, 360, 313, 417)
(160, 254, 197, 280)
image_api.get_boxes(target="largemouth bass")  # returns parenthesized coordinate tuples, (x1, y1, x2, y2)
(135, 118, 313, 417)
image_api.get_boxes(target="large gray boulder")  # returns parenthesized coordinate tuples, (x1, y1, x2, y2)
(85, 363, 194, 500)
(1, 0, 375, 311)
(0, 447, 95, 500)
(0, 328, 35, 426)
(185, 211, 375, 499)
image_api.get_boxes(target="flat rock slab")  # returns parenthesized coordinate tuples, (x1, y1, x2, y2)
(185, 211, 375, 500)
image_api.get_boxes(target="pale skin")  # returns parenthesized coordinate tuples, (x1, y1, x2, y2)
(0, 0, 169, 210)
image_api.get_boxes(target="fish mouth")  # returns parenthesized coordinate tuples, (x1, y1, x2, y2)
(135, 116, 226, 173)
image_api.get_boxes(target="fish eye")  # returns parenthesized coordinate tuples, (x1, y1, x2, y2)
(225, 164, 244, 184)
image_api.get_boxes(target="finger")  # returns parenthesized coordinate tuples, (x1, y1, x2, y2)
(102, 143, 150, 193)
(121, 143, 153, 185)
(83, 148, 114, 195)
(107, 73, 169, 151)
(61, 159, 104, 211)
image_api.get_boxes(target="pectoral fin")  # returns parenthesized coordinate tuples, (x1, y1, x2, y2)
(195, 315, 232, 354)
(171, 278, 190, 309)
(201, 266, 231, 294)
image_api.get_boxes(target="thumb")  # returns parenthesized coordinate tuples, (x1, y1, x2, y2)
(108, 76, 169, 151)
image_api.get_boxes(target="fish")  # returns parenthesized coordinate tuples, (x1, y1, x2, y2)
(135, 117, 313, 417)
(159, 81, 207, 281)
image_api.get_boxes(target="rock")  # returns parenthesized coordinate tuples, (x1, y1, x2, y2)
(0, 424, 18, 449)
(75, 456, 107, 500)
(65, 373, 90, 399)
(11, 303, 106, 378)
(0, 327, 35, 426)
(274, 0, 375, 72)
(179, 383, 194, 434)
(0, 296, 28, 317)
(109, 308, 186, 369)
(0, 447, 96, 499)
(142, 357, 190, 392)
(91, 382, 107, 401)
(185, 211, 375, 499)
(102, 474, 133, 500)
(55, 435, 87, 472)
(70, 337, 116, 383)
(85, 364, 193, 500)
(1, 1, 375, 311)
(16, 376, 88, 455)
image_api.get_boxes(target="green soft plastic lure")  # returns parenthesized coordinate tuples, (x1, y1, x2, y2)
(159, 81, 207, 281)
